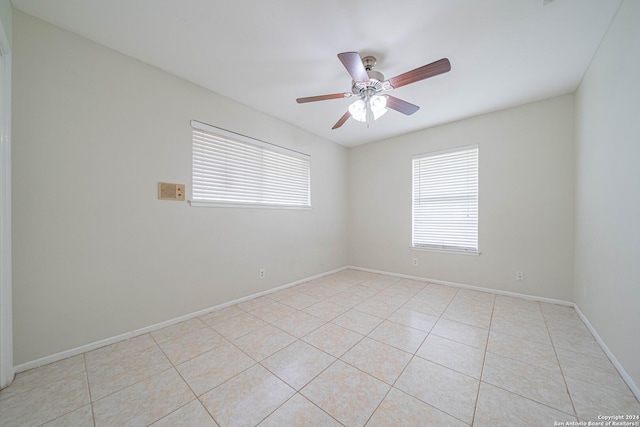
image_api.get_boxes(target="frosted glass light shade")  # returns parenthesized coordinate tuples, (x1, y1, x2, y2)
(349, 95, 388, 122)
(348, 99, 367, 122)
(370, 95, 388, 119)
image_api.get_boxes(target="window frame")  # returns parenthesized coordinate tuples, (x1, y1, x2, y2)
(411, 145, 479, 255)
(190, 120, 311, 209)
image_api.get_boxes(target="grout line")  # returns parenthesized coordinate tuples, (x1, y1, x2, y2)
(540, 305, 580, 418)
(82, 353, 97, 427)
(470, 293, 496, 426)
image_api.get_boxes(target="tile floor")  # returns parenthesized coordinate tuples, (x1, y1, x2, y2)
(1, 269, 639, 426)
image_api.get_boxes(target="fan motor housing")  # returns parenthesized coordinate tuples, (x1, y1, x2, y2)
(352, 70, 385, 95)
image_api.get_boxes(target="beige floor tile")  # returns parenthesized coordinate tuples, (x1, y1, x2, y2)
(277, 293, 321, 310)
(258, 393, 341, 427)
(302, 323, 363, 357)
(395, 278, 427, 293)
(0, 372, 90, 427)
(40, 404, 94, 427)
(84, 334, 156, 370)
(545, 315, 592, 334)
(176, 342, 255, 396)
(494, 295, 541, 309)
(354, 298, 398, 318)
(151, 399, 218, 426)
(87, 345, 172, 400)
(565, 376, 640, 421)
(304, 300, 349, 321)
(341, 337, 412, 384)
(369, 290, 413, 307)
(474, 382, 577, 426)
(92, 368, 194, 427)
(492, 308, 546, 327)
(301, 360, 389, 426)
(490, 316, 551, 345)
(297, 283, 342, 299)
(359, 276, 399, 290)
(441, 304, 492, 329)
(198, 305, 244, 326)
(0, 355, 86, 402)
(273, 311, 326, 338)
(367, 387, 468, 427)
(487, 330, 559, 371)
(540, 303, 579, 321)
(493, 296, 545, 325)
(331, 309, 384, 335)
(261, 340, 335, 390)
(236, 295, 276, 312)
(345, 284, 380, 299)
(548, 327, 607, 359)
(200, 364, 294, 427)
(430, 318, 488, 349)
(265, 287, 300, 301)
(416, 334, 485, 379)
(395, 357, 479, 424)
(482, 352, 574, 414)
(211, 312, 269, 340)
(232, 324, 296, 361)
(421, 283, 458, 298)
(324, 290, 368, 308)
(151, 318, 208, 343)
(368, 320, 427, 354)
(388, 308, 438, 332)
(402, 295, 451, 317)
(455, 289, 496, 304)
(157, 327, 227, 365)
(555, 347, 629, 394)
(249, 301, 299, 323)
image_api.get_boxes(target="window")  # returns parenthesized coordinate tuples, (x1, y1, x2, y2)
(191, 121, 311, 208)
(412, 145, 478, 253)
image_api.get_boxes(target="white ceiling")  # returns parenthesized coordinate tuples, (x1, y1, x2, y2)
(12, 0, 621, 147)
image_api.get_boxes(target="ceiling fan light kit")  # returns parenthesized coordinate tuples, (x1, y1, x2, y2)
(296, 52, 451, 129)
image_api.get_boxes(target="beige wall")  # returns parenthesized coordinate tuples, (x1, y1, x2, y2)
(574, 0, 640, 389)
(11, 11, 348, 364)
(349, 95, 575, 301)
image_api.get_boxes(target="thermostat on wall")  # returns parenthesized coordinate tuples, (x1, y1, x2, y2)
(158, 182, 185, 201)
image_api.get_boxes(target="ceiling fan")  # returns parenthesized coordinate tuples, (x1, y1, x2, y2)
(296, 52, 451, 129)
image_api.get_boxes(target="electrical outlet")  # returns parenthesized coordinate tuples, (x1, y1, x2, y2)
(259, 268, 265, 279)
(412, 258, 419, 266)
(516, 271, 524, 281)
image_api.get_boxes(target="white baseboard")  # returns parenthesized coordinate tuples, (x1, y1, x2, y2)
(348, 265, 573, 306)
(14, 266, 348, 374)
(573, 304, 640, 401)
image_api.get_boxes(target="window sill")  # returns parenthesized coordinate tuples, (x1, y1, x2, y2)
(411, 246, 481, 256)
(189, 200, 312, 210)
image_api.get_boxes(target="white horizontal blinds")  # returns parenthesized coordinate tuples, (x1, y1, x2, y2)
(192, 122, 310, 207)
(413, 146, 478, 252)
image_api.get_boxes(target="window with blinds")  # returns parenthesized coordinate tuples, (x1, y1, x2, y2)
(191, 121, 311, 208)
(412, 145, 478, 253)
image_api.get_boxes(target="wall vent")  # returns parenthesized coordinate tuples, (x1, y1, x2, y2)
(158, 182, 185, 201)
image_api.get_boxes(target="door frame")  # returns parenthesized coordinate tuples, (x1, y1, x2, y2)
(0, 15, 14, 389)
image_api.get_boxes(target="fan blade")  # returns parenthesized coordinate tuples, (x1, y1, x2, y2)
(296, 93, 349, 103)
(332, 111, 351, 129)
(338, 52, 370, 83)
(386, 96, 420, 115)
(387, 58, 451, 89)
